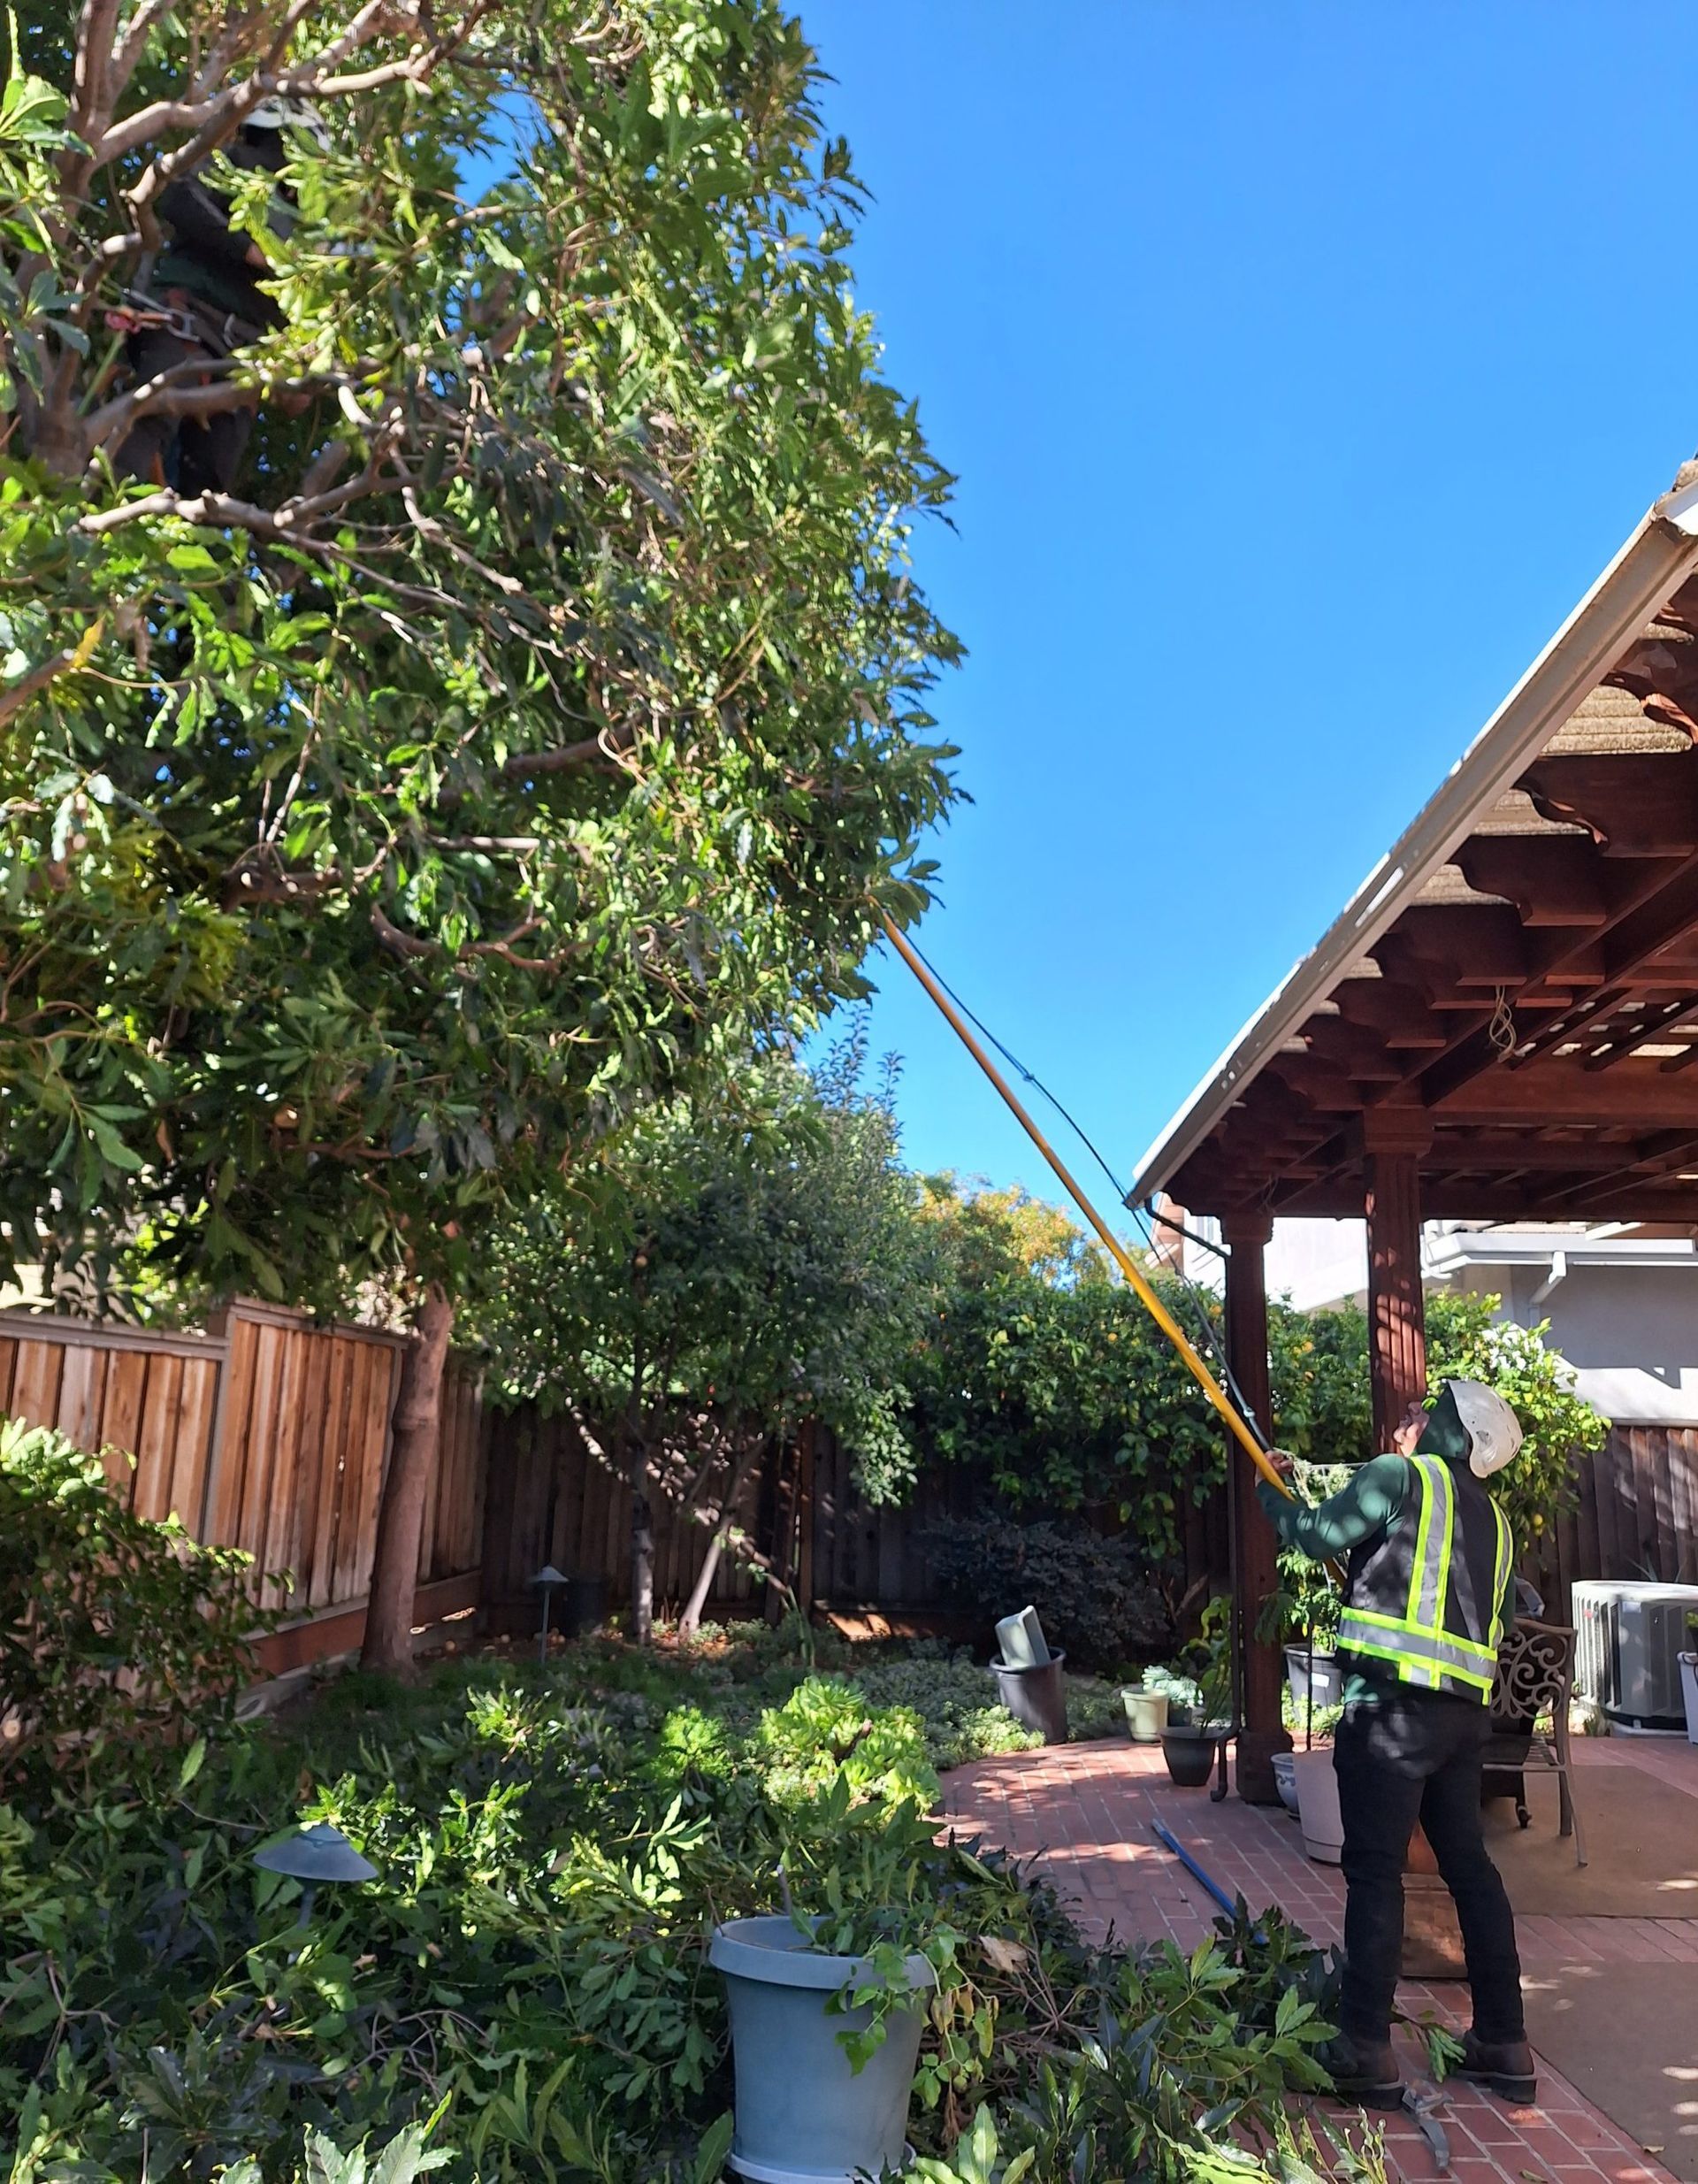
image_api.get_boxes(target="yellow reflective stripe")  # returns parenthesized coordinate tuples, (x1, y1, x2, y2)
(1433, 1457, 1457, 1635)
(1409, 1454, 1438, 1628)
(1489, 1501, 1513, 1651)
(1337, 1624, 1495, 1697)
(1408, 1454, 1456, 1635)
(1338, 1612, 1498, 1671)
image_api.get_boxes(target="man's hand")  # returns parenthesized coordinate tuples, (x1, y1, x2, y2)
(1264, 1448, 1296, 1486)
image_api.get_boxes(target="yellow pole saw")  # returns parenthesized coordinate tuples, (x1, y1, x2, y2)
(881, 914, 1294, 1502)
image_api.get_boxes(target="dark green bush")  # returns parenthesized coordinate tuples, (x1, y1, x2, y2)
(922, 1515, 1171, 1668)
(0, 1417, 261, 1790)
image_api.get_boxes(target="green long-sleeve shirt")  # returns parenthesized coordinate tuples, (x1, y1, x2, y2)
(1258, 1456, 1516, 1707)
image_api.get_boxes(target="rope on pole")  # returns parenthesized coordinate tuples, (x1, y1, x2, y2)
(881, 914, 1293, 1500)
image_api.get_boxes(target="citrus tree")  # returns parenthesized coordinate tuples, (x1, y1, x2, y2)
(467, 1026, 938, 1636)
(0, 0, 959, 1665)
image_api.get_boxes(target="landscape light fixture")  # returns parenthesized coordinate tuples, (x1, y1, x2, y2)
(252, 1820, 378, 1925)
(532, 1563, 569, 1665)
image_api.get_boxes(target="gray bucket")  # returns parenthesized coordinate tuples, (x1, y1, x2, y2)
(989, 1651, 1068, 1744)
(1283, 1646, 1342, 1713)
(710, 1915, 934, 2184)
(994, 1605, 1051, 1668)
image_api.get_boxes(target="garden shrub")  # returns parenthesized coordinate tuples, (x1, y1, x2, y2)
(848, 1656, 1042, 1770)
(0, 1628, 1350, 2180)
(923, 1515, 1171, 1667)
(0, 1418, 260, 1788)
(748, 1674, 940, 1806)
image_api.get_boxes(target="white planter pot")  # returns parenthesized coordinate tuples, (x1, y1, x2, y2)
(1290, 1748, 1343, 1865)
(1121, 1686, 1170, 1743)
(1680, 1652, 1698, 1747)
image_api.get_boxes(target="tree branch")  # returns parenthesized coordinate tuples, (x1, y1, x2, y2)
(501, 734, 628, 779)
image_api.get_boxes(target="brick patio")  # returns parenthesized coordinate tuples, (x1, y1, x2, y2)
(941, 1736, 1698, 2184)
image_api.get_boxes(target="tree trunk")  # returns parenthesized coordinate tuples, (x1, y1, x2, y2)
(361, 1285, 454, 1675)
(678, 1436, 762, 1636)
(629, 1431, 655, 1645)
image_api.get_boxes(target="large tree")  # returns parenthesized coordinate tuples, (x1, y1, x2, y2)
(0, 2, 959, 1665)
(468, 1025, 937, 1637)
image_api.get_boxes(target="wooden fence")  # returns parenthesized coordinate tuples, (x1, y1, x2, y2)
(10, 1295, 1693, 1659)
(1539, 1423, 1698, 1605)
(0, 1300, 485, 1665)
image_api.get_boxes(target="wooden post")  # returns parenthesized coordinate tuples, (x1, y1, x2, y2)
(1359, 1110, 1464, 1975)
(1363, 1109, 1432, 1450)
(1220, 1209, 1291, 1805)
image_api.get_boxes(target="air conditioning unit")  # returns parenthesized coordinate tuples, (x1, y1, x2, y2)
(1572, 1581, 1698, 1732)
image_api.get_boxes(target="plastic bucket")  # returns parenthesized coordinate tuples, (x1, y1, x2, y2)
(1283, 1646, 1342, 1713)
(710, 1915, 933, 2184)
(989, 1651, 1068, 1744)
(1121, 1686, 1170, 1743)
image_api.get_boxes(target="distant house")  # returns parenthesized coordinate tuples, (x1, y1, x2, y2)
(1158, 1203, 1698, 1431)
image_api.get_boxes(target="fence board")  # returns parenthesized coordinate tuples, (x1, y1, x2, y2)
(133, 1354, 185, 1525)
(10, 1339, 65, 1430)
(171, 1357, 220, 1535)
(4, 1302, 481, 1660)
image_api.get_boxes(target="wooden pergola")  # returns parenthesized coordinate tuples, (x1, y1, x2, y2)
(1132, 461, 1698, 1803)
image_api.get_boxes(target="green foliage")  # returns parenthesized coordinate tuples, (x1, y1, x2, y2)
(837, 1655, 1043, 1771)
(922, 1514, 1172, 1667)
(749, 1675, 939, 1808)
(0, 1, 960, 1314)
(905, 1186, 1602, 1575)
(0, 1416, 261, 1789)
(469, 1028, 939, 1508)
(1425, 1290, 1607, 1549)
(0, 1625, 1344, 2181)
(908, 1182, 1227, 1563)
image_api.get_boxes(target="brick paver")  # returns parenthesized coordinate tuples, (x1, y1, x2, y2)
(942, 1736, 1698, 2184)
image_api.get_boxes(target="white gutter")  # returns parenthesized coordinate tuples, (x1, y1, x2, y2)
(1130, 464, 1698, 1207)
(1422, 1232, 1698, 1278)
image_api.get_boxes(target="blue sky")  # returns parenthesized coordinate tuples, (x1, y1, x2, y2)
(799, 0, 1698, 1212)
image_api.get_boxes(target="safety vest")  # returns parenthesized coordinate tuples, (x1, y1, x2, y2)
(1336, 1454, 1514, 1703)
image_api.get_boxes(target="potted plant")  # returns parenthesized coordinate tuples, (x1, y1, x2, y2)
(1121, 1676, 1170, 1743)
(710, 1785, 953, 2184)
(1157, 1608, 1232, 1788)
(1263, 1549, 1343, 1713)
(1680, 1613, 1698, 1748)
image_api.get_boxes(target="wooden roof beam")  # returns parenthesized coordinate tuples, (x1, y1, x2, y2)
(1434, 1059, 1698, 1127)
(1521, 752, 1698, 857)
(1453, 835, 1611, 926)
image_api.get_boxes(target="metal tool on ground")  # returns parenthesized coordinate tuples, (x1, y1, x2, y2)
(1149, 1820, 1246, 1924)
(1400, 2085, 1452, 2172)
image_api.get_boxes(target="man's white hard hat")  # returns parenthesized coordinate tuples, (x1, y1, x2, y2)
(1449, 1379, 1524, 1479)
(247, 96, 330, 149)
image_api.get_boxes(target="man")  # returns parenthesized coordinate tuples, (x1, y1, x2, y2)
(1261, 1380, 1535, 2109)
(117, 98, 323, 493)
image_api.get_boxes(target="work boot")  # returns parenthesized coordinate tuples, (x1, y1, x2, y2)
(1457, 2031, 1537, 2105)
(1318, 2033, 1403, 2109)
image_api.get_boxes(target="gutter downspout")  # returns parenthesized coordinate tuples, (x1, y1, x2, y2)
(1531, 1250, 1568, 1307)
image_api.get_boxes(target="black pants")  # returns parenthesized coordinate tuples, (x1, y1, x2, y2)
(1334, 1682, 1525, 2045)
(118, 322, 257, 495)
